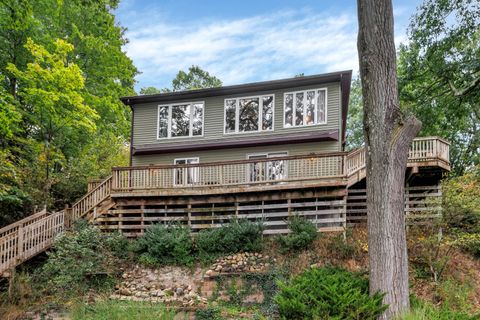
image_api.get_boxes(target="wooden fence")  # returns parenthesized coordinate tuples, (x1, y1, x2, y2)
(0, 209, 64, 275)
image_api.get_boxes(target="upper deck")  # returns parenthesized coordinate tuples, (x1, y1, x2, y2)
(109, 137, 450, 198)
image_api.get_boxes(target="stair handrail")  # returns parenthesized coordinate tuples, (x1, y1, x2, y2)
(0, 208, 48, 238)
(71, 176, 112, 220)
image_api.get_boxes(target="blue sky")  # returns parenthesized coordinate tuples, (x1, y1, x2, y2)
(115, 0, 424, 91)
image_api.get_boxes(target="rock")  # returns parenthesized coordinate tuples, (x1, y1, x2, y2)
(119, 288, 131, 296)
(175, 287, 184, 296)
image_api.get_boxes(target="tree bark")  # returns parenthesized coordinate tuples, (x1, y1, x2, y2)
(357, 0, 422, 319)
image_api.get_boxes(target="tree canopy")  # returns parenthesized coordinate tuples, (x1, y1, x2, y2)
(398, 0, 480, 175)
(140, 65, 222, 94)
(0, 0, 136, 225)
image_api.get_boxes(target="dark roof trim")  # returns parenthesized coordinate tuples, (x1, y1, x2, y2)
(133, 130, 339, 156)
(121, 70, 353, 105)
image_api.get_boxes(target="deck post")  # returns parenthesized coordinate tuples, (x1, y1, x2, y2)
(17, 225, 24, 263)
(64, 204, 72, 230)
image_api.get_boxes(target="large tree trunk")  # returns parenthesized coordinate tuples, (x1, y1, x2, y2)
(357, 0, 422, 319)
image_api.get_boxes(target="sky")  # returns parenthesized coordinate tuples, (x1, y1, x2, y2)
(115, 0, 424, 91)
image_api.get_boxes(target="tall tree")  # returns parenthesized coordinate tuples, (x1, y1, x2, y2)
(357, 0, 421, 318)
(346, 77, 364, 150)
(140, 65, 222, 95)
(398, 0, 480, 175)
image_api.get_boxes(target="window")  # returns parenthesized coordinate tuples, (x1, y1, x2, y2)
(284, 88, 327, 127)
(224, 95, 274, 133)
(247, 152, 288, 182)
(173, 158, 199, 186)
(157, 102, 204, 139)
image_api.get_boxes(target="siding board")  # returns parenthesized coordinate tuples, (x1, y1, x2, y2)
(132, 82, 342, 165)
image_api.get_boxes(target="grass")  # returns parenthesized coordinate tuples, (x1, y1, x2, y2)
(69, 300, 180, 320)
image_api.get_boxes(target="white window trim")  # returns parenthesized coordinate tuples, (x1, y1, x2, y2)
(283, 87, 328, 128)
(223, 94, 275, 135)
(173, 157, 200, 186)
(157, 101, 205, 140)
(246, 151, 289, 182)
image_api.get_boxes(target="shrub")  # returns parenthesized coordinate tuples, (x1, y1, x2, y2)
(38, 222, 119, 295)
(275, 266, 386, 320)
(454, 233, 480, 258)
(134, 223, 194, 266)
(196, 220, 264, 262)
(327, 232, 357, 259)
(277, 215, 317, 252)
(195, 307, 223, 320)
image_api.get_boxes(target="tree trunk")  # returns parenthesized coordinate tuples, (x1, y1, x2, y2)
(357, 0, 422, 319)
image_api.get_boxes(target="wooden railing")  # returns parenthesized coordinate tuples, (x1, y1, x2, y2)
(112, 153, 345, 191)
(409, 137, 450, 163)
(0, 209, 64, 274)
(112, 137, 449, 192)
(71, 176, 112, 220)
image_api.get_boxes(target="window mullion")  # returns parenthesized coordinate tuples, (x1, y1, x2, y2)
(167, 105, 172, 138)
(189, 103, 194, 137)
(259, 96, 263, 132)
(303, 91, 307, 125)
(314, 90, 318, 124)
(235, 98, 240, 133)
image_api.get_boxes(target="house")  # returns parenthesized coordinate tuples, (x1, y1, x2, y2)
(0, 71, 451, 274)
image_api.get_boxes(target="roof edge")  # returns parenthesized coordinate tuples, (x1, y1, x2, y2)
(121, 70, 353, 105)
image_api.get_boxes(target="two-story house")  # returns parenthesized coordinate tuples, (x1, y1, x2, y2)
(73, 71, 450, 236)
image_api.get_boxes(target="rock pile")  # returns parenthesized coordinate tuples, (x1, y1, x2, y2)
(110, 265, 207, 306)
(205, 252, 275, 277)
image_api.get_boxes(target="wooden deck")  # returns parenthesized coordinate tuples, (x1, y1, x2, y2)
(0, 136, 450, 275)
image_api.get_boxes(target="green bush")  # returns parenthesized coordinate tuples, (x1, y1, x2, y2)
(327, 232, 357, 260)
(134, 223, 194, 266)
(196, 220, 264, 262)
(195, 307, 223, 320)
(454, 233, 480, 258)
(275, 266, 386, 320)
(38, 222, 120, 295)
(277, 215, 318, 252)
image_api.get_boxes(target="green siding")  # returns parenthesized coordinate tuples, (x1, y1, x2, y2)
(131, 82, 343, 165)
(132, 141, 338, 166)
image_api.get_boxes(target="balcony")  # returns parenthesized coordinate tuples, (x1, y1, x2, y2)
(110, 137, 450, 197)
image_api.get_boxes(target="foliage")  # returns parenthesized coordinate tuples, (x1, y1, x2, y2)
(453, 233, 480, 258)
(196, 220, 264, 262)
(172, 65, 222, 91)
(70, 300, 176, 320)
(442, 166, 480, 233)
(0, 0, 136, 223)
(133, 223, 195, 266)
(327, 232, 357, 260)
(401, 297, 477, 320)
(195, 307, 224, 320)
(140, 65, 222, 94)
(275, 266, 387, 320)
(398, 0, 480, 175)
(277, 216, 317, 252)
(346, 77, 364, 150)
(38, 222, 126, 296)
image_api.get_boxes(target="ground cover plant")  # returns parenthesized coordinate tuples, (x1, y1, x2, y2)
(275, 266, 387, 320)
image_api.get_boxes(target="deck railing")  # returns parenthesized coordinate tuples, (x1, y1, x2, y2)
(0, 209, 64, 274)
(112, 137, 449, 192)
(409, 137, 450, 163)
(112, 153, 345, 191)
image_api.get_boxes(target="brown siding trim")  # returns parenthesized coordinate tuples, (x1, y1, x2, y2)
(340, 72, 352, 150)
(129, 105, 134, 166)
(132, 130, 339, 156)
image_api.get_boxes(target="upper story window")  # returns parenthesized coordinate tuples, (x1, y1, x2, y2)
(224, 95, 274, 134)
(284, 88, 327, 127)
(157, 102, 204, 139)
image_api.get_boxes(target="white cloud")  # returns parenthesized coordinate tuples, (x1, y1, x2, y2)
(119, 6, 413, 89)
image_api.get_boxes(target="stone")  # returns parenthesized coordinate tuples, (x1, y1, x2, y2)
(175, 287, 184, 296)
(119, 288, 131, 296)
